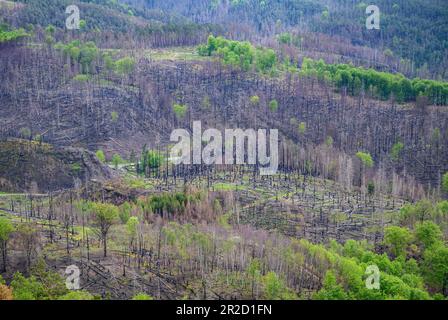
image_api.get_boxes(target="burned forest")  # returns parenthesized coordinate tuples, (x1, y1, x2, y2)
(0, 0, 448, 303)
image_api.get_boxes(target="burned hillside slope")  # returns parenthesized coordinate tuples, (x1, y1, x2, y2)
(0, 139, 113, 192)
(0, 47, 447, 188)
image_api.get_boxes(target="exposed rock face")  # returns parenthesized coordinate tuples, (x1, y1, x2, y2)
(0, 140, 113, 192)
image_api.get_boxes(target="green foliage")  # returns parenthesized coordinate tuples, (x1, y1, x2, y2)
(422, 244, 448, 293)
(390, 142, 404, 161)
(57, 40, 99, 74)
(442, 172, 448, 194)
(298, 122, 306, 135)
(71, 163, 81, 174)
(367, 182, 375, 196)
(0, 24, 29, 43)
(138, 149, 164, 175)
(0, 216, 14, 271)
(302, 237, 435, 299)
(144, 192, 200, 217)
(246, 258, 261, 282)
(79, 19, 87, 30)
(119, 202, 132, 224)
(33, 134, 42, 142)
(384, 226, 413, 258)
(268, 99, 278, 112)
(262, 271, 295, 300)
(398, 199, 448, 228)
(300, 57, 448, 105)
(95, 150, 106, 163)
(73, 74, 90, 82)
(277, 32, 301, 47)
(11, 272, 46, 300)
(173, 103, 188, 119)
(249, 95, 260, 106)
(414, 221, 442, 249)
(356, 152, 374, 168)
(0, 218, 14, 242)
(132, 293, 153, 300)
(114, 57, 135, 75)
(126, 216, 139, 239)
(11, 261, 68, 300)
(91, 203, 119, 236)
(58, 291, 94, 300)
(147, 151, 163, 168)
(103, 53, 115, 71)
(255, 48, 277, 73)
(313, 271, 348, 300)
(30, 260, 68, 298)
(111, 111, 119, 122)
(198, 35, 277, 73)
(112, 154, 123, 169)
(45, 35, 55, 47)
(44, 25, 55, 35)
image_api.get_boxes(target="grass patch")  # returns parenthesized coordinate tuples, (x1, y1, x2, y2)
(145, 47, 211, 62)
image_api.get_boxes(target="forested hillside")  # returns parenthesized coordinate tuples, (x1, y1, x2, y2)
(140, 0, 448, 79)
(0, 0, 447, 301)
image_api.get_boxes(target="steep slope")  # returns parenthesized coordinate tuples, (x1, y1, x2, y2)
(0, 44, 447, 190)
(0, 139, 113, 192)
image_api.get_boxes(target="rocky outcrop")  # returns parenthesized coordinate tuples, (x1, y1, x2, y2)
(0, 139, 114, 192)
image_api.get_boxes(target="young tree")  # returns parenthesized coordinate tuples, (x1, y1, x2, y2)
(298, 122, 306, 135)
(173, 104, 188, 119)
(111, 111, 119, 123)
(246, 258, 262, 299)
(250, 95, 260, 106)
(96, 150, 106, 163)
(112, 154, 123, 169)
(126, 216, 139, 242)
(91, 203, 119, 257)
(119, 202, 132, 224)
(356, 152, 374, 168)
(269, 99, 279, 112)
(0, 218, 14, 272)
(356, 151, 374, 188)
(390, 142, 404, 161)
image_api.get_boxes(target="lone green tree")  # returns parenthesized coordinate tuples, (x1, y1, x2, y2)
(269, 99, 278, 112)
(356, 151, 374, 188)
(96, 150, 106, 163)
(91, 203, 119, 257)
(112, 154, 123, 169)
